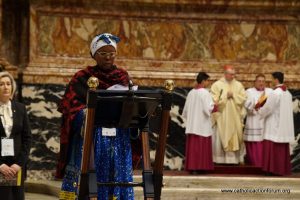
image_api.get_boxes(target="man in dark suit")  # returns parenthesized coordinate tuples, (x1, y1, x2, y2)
(0, 71, 32, 200)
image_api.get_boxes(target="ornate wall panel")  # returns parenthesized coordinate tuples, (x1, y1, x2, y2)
(24, 0, 300, 88)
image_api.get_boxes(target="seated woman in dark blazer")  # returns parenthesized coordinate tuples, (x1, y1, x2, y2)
(0, 71, 32, 200)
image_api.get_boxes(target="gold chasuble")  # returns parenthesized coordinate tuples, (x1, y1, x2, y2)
(211, 78, 247, 152)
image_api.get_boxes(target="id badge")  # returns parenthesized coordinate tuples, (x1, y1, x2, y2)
(102, 128, 117, 137)
(1, 138, 14, 156)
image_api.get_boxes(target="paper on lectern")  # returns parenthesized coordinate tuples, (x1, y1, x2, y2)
(107, 84, 138, 91)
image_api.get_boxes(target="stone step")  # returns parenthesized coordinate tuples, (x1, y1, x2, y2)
(25, 187, 300, 200)
(25, 180, 61, 197)
(133, 175, 300, 190)
(26, 193, 56, 200)
(133, 187, 300, 200)
(25, 175, 300, 200)
(212, 165, 265, 174)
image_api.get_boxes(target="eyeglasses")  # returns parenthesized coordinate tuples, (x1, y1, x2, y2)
(96, 51, 117, 58)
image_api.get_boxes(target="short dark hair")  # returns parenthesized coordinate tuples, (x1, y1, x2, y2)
(196, 72, 210, 84)
(272, 72, 284, 84)
(255, 73, 265, 80)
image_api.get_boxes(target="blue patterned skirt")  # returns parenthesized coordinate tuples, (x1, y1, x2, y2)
(60, 110, 134, 200)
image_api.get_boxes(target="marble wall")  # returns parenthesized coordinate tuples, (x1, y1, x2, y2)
(23, 0, 300, 88)
(22, 84, 63, 171)
(22, 84, 300, 174)
(36, 17, 300, 62)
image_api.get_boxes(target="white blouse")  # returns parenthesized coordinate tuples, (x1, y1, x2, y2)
(0, 100, 13, 138)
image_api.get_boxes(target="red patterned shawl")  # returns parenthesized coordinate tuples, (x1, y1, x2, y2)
(56, 65, 130, 178)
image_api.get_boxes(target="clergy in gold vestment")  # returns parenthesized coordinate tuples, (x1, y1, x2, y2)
(211, 65, 247, 164)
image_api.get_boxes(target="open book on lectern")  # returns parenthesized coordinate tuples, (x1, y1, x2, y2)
(92, 84, 163, 129)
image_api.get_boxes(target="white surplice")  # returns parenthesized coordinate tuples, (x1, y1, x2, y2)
(258, 86, 294, 143)
(244, 88, 273, 141)
(182, 88, 214, 137)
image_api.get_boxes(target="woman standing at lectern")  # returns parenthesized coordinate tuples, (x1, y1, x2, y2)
(57, 33, 135, 200)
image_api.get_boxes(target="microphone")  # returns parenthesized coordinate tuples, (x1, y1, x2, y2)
(129, 80, 133, 90)
(127, 74, 134, 91)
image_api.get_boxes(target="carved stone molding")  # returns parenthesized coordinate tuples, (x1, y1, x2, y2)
(23, 0, 300, 88)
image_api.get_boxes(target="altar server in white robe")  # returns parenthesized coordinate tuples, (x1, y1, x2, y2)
(258, 72, 294, 175)
(211, 65, 247, 164)
(244, 74, 273, 168)
(183, 72, 216, 173)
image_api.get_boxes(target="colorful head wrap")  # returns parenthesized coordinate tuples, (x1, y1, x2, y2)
(90, 33, 120, 57)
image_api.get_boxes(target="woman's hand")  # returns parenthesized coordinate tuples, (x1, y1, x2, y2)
(10, 164, 21, 174)
(0, 164, 16, 179)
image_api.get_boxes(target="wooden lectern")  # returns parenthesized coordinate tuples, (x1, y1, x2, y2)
(77, 77, 174, 200)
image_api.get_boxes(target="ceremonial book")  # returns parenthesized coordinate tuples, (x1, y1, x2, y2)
(255, 93, 268, 109)
(0, 169, 22, 186)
